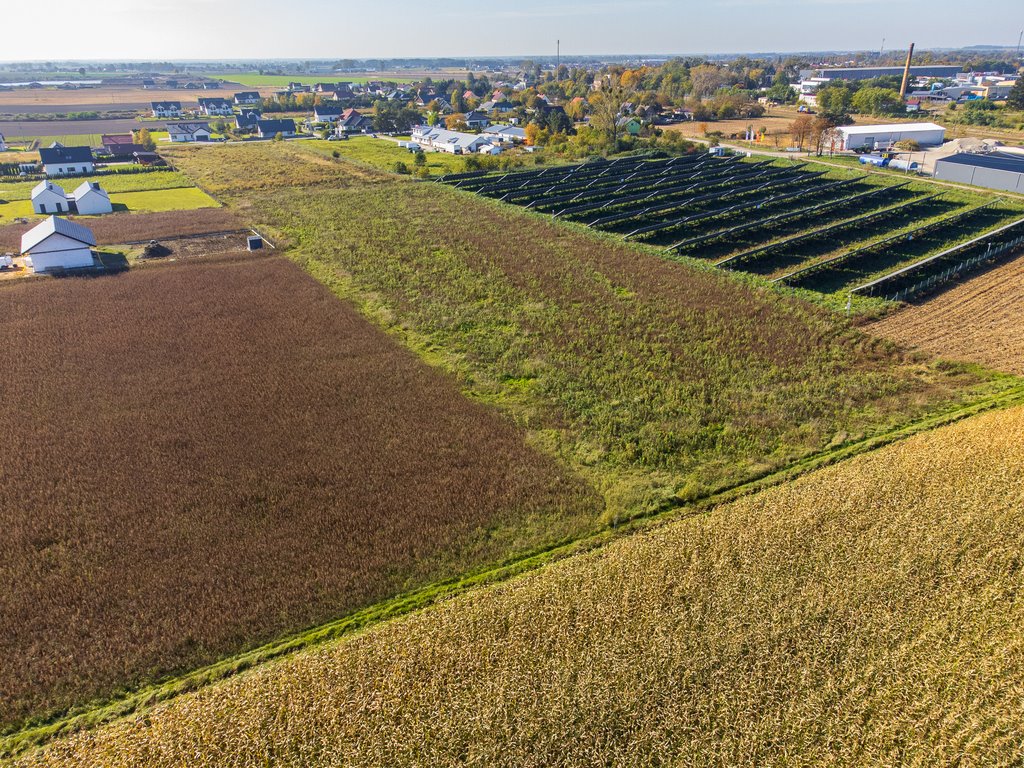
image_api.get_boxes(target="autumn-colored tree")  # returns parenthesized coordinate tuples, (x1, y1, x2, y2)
(788, 114, 814, 150)
(134, 128, 156, 151)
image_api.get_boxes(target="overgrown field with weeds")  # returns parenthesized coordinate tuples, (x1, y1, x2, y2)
(16, 403, 1024, 767)
(0, 254, 599, 731)
(160, 141, 389, 194)
(162, 142, 1010, 514)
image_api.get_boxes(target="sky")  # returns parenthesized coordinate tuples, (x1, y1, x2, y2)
(3, 0, 1023, 61)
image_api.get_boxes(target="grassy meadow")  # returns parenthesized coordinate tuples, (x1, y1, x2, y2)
(159, 142, 1014, 516)
(14, 401, 1024, 767)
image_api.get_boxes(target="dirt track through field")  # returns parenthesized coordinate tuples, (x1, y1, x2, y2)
(868, 254, 1024, 375)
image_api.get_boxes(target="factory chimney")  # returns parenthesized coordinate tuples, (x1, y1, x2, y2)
(899, 42, 915, 100)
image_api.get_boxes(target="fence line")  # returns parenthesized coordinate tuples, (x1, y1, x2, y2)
(860, 233, 1024, 303)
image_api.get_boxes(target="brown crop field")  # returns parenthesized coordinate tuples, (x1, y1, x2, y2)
(0, 85, 278, 114)
(15, 402, 1024, 768)
(868, 255, 1024, 375)
(0, 118, 148, 138)
(0, 254, 599, 730)
(0, 208, 242, 250)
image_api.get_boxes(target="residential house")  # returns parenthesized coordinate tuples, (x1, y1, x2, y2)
(234, 91, 261, 106)
(198, 97, 233, 116)
(314, 105, 344, 122)
(463, 110, 490, 129)
(72, 181, 113, 215)
(411, 126, 494, 154)
(31, 180, 69, 214)
(21, 216, 96, 273)
(480, 100, 515, 114)
(0, 132, 6, 151)
(166, 122, 212, 142)
(235, 109, 262, 131)
(616, 116, 644, 136)
(151, 101, 182, 118)
(39, 145, 94, 176)
(202, 81, 221, 90)
(257, 119, 297, 138)
(101, 134, 144, 158)
(335, 109, 374, 134)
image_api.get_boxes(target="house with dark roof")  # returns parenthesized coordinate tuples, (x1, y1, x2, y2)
(21, 216, 97, 273)
(198, 97, 233, 116)
(257, 119, 297, 138)
(234, 91, 261, 106)
(151, 101, 182, 118)
(463, 110, 490, 130)
(39, 145, 94, 176)
(480, 100, 516, 113)
(101, 134, 145, 158)
(235, 109, 262, 131)
(335, 110, 374, 135)
(167, 122, 212, 142)
(314, 105, 344, 122)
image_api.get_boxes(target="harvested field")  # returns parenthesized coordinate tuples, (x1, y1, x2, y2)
(0, 118, 148, 138)
(0, 86, 276, 113)
(0, 254, 599, 730)
(867, 254, 1024, 375)
(0, 208, 242, 250)
(160, 142, 388, 194)
(17, 402, 1024, 767)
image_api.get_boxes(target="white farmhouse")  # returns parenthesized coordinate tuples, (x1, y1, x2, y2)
(21, 216, 97, 273)
(72, 181, 113, 215)
(151, 101, 182, 118)
(38, 145, 94, 176)
(0, 132, 6, 151)
(31, 180, 69, 214)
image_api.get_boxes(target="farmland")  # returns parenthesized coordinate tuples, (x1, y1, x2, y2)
(15, 402, 1024, 767)
(160, 142, 1010, 515)
(868, 254, 1024, 375)
(0, 171, 219, 223)
(0, 208, 242, 250)
(439, 155, 1024, 312)
(160, 141, 389, 193)
(0, 118, 147, 139)
(0, 254, 599, 731)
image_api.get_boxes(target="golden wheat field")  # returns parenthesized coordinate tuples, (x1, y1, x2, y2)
(12, 403, 1024, 768)
(868, 256, 1024, 376)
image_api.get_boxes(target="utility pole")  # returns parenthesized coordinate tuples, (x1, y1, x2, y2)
(880, 37, 885, 57)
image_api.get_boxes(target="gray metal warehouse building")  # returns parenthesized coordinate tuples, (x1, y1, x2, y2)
(933, 152, 1024, 193)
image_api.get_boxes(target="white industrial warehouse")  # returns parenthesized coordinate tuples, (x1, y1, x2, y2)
(836, 122, 946, 151)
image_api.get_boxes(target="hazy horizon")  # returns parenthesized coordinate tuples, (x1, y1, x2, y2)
(2, 0, 1021, 63)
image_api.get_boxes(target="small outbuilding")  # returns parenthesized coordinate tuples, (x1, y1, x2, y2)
(72, 181, 113, 215)
(31, 180, 69, 214)
(21, 216, 97, 273)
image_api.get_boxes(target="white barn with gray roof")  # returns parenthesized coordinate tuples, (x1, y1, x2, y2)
(21, 216, 97, 273)
(411, 126, 495, 154)
(31, 180, 69, 215)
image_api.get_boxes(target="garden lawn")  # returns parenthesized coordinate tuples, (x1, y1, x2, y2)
(109, 187, 219, 214)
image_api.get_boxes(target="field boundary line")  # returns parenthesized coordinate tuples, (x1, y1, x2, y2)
(5, 364, 1024, 759)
